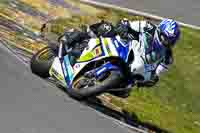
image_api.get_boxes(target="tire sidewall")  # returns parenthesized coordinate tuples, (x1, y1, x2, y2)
(30, 46, 56, 78)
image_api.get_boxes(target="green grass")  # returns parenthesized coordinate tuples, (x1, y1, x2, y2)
(111, 27, 200, 133)
(43, 8, 144, 38)
(154, 28, 200, 114)
(46, 13, 200, 132)
(1, 0, 200, 132)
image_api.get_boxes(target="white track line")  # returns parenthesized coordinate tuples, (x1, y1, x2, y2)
(2, 1, 191, 132)
(86, 104, 148, 133)
(2, 43, 147, 133)
(0, 41, 29, 67)
(81, 0, 200, 30)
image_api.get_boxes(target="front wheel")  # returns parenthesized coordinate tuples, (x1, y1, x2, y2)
(67, 70, 125, 100)
(30, 46, 56, 78)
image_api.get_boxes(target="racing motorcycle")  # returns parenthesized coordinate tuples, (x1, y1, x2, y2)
(30, 31, 149, 100)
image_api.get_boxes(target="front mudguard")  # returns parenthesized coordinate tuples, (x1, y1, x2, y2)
(94, 61, 122, 78)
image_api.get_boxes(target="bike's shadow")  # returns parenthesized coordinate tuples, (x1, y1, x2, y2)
(54, 81, 170, 133)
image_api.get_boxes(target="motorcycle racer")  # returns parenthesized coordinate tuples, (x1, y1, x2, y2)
(59, 18, 181, 87)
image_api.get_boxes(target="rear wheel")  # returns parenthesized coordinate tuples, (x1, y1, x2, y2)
(30, 46, 56, 78)
(67, 70, 124, 100)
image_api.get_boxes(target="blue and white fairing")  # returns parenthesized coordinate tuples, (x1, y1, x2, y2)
(110, 36, 130, 62)
(59, 36, 132, 88)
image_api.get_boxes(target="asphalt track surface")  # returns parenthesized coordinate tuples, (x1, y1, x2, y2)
(0, 43, 132, 133)
(94, 0, 200, 26)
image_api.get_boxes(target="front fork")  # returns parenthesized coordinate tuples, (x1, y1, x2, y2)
(49, 41, 73, 88)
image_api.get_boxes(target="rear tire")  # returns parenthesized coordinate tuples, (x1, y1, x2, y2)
(30, 46, 56, 78)
(67, 70, 124, 100)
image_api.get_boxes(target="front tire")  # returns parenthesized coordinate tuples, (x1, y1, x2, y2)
(67, 70, 124, 100)
(30, 46, 56, 78)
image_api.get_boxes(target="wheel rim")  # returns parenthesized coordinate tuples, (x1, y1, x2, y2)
(72, 71, 112, 90)
(72, 77, 96, 90)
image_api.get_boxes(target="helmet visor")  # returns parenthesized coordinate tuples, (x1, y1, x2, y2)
(157, 28, 174, 48)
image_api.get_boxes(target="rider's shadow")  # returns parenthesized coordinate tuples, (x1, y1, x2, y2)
(56, 82, 170, 133)
(83, 97, 170, 133)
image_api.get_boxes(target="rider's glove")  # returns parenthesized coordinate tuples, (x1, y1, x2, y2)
(115, 18, 130, 38)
